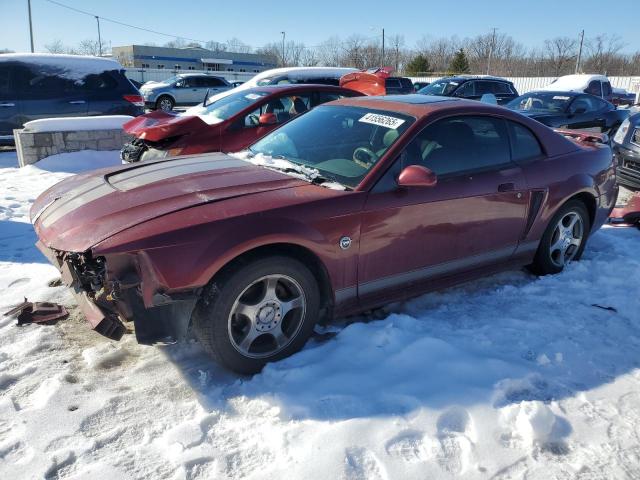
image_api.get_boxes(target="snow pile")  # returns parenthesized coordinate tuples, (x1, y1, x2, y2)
(23, 116, 134, 133)
(1, 149, 640, 479)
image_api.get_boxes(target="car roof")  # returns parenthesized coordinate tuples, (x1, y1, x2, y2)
(440, 75, 512, 83)
(523, 90, 581, 97)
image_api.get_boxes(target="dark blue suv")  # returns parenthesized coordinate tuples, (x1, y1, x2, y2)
(0, 54, 144, 145)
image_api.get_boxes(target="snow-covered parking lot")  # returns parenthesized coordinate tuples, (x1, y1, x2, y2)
(1, 149, 639, 480)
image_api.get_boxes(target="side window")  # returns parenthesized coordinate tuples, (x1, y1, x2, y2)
(13, 64, 81, 97)
(204, 77, 225, 87)
(457, 81, 475, 97)
(508, 121, 543, 163)
(603, 82, 612, 96)
(569, 95, 596, 114)
(475, 81, 495, 95)
(242, 94, 311, 127)
(183, 77, 198, 88)
(314, 91, 346, 106)
(386, 79, 401, 89)
(82, 72, 118, 91)
(586, 80, 602, 97)
(493, 82, 511, 94)
(412, 115, 512, 176)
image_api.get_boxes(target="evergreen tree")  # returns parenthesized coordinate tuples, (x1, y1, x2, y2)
(405, 54, 430, 75)
(449, 49, 470, 74)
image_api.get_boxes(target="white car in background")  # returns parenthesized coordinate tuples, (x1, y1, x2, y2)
(185, 67, 359, 116)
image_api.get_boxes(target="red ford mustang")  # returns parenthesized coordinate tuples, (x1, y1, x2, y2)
(120, 84, 362, 162)
(31, 95, 618, 373)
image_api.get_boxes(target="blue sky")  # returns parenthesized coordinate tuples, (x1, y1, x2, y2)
(3, 0, 639, 53)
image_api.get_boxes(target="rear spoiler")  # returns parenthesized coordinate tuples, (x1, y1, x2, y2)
(339, 67, 394, 96)
(553, 128, 609, 146)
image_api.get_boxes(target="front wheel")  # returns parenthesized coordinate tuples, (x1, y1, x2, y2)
(529, 200, 591, 275)
(156, 95, 174, 111)
(192, 256, 320, 374)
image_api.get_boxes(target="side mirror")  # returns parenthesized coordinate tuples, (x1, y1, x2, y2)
(259, 113, 277, 125)
(397, 165, 437, 188)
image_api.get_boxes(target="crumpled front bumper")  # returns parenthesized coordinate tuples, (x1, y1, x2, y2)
(37, 241, 126, 340)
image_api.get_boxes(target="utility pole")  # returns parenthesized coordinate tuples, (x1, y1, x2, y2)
(95, 16, 102, 56)
(575, 29, 584, 74)
(381, 28, 385, 67)
(280, 31, 286, 67)
(487, 27, 497, 75)
(27, 0, 34, 53)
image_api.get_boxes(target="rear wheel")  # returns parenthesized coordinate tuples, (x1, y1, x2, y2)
(156, 95, 174, 111)
(192, 256, 320, 374)
(529, 200, 590, 275)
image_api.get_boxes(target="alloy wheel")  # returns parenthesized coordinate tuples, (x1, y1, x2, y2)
(228, 274, 306, 359)
(549, 211, 584, 268)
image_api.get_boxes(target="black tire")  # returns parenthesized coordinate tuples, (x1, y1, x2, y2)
(192, 256, 320, 374)
(155, 95, 174, 111)
(529, 200, 591, 276)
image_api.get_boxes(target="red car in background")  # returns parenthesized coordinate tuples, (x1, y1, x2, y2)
(33, 95, 617, 374)
(121, 84, 362, 162)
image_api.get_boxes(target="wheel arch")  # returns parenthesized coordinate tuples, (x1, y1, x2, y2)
(564, 191, 597, 228)
(202, 242, 335, 320)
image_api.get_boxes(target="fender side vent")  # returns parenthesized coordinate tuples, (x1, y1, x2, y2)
(523, 190, 545, 239)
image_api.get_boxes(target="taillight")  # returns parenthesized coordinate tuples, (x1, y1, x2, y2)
(123, 95, 145, 107)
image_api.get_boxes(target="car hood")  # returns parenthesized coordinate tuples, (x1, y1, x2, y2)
(31, 153, 308, 252)
(123, 111, 211, 142)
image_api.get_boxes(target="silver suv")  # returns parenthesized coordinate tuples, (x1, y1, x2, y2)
(139, 73, 231, 111)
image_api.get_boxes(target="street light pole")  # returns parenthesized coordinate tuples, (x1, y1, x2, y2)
(27, 0, 34, 53)
(95, 16, 102, 56)
(381, 28, 385, 67)
(280, 31, 286, 67)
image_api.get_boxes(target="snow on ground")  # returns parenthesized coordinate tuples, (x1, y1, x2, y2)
(1, 148, 640, 479)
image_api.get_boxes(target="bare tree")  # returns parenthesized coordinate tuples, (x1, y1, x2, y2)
(45, 39, 66, 54)
(584, 34, 625, 74)
(205, 41, 227, 52)
(77, 39, 101, 56)
(225, 38, 252, 54)
(317, 36, 343, 66)
(544, 37, 577, 76)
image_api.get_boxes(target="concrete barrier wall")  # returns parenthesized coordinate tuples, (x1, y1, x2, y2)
(14, 128, 131, 167)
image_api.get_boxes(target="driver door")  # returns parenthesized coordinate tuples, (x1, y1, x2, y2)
(358, 115, 529, 305)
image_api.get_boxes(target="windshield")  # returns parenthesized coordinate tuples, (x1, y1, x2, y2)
(418, 79, 460, 96)
(248, 105, 414, 188)
(506, 93, 572, 112)
(193, 89, 269, 124)
(158, 75, 180, 85)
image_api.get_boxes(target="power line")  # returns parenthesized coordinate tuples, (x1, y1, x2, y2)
(42, 0, 383, 52)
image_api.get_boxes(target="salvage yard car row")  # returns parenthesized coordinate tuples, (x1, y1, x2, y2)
(1, 52, 634, 373)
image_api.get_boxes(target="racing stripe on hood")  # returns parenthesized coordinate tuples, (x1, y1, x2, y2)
(39, 156, 248, 228)
(107, 157, 246, 191)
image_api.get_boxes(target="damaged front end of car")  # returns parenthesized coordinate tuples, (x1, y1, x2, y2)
(37, 243, 199, 345)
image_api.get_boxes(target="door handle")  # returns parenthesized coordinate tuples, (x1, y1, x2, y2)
(0, 103, 15, 107)
(497, 182, 515, 192)
(68, 100, 86, 104)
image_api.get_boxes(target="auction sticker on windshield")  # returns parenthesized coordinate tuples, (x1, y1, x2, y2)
(359, 113, 405, 129)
